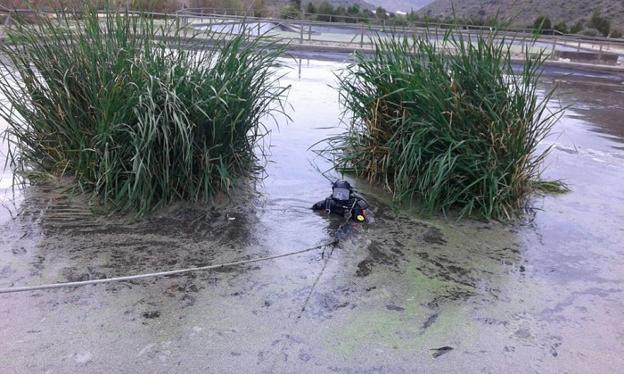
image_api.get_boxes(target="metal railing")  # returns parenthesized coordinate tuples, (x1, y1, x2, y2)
(174, 12, 624, 58)
(177, 7, 624, 42)
(1, 7, 622, 64)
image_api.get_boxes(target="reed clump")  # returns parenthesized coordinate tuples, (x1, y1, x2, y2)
(327, 31, 564, 220)
(0, 7, 288, 215)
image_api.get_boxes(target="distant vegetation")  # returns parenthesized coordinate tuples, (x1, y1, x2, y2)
(5, 0, 621, 37)
(0, 7, 288, 215)
(324, 30, 565, 220)
(277, 2, 623, 38)
(280, 1, 510, 28)
(532, 10, 622, 37)
(421, 0, 624, 37)
(282, 1, 390, 23)
(1, 0, 258, 12)
(273, 0, 624, 37)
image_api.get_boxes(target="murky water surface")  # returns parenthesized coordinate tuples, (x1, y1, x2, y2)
(0, 58, 623, 373)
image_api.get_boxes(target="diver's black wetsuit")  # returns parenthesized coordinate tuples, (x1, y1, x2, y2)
(312, 197, 366, 219)
(312, 180, 369, 221)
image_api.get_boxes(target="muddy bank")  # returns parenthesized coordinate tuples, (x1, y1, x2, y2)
(0, 58, 623, 373)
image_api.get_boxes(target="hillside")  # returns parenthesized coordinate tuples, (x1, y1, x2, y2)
(419, 0, 624, 30)
(362, 0, 433, 13)
(298, 0, 433, 13)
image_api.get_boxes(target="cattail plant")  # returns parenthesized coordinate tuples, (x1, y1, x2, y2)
(325, 30, 564, 220)
(0, 6, 289, 215)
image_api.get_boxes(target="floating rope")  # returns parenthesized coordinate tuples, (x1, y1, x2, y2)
(0, 240, 338, 294)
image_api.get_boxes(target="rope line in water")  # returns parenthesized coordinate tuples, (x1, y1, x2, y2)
(0, 240, 338, 295)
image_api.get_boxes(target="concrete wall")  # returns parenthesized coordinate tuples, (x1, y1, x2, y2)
(556, 50, 620, 65)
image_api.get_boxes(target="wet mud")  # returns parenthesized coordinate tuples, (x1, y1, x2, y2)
(1, 59, 624, 373)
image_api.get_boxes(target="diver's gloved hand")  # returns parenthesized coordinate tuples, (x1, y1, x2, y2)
(311, 200, 326, 210)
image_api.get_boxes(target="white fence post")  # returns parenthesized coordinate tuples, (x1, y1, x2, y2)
(360, 24, 364, 47)
(551, 37, 557, 59)
(1, 12, 11, 42)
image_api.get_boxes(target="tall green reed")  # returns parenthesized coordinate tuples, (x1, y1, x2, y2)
(0, 6, 289, 215)
(325, 29, 564, 220)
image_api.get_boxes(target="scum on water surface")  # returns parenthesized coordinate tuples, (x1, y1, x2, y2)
(0, 56, 623, 372)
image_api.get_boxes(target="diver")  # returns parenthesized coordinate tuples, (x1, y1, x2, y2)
(312, 180, 369, 222)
